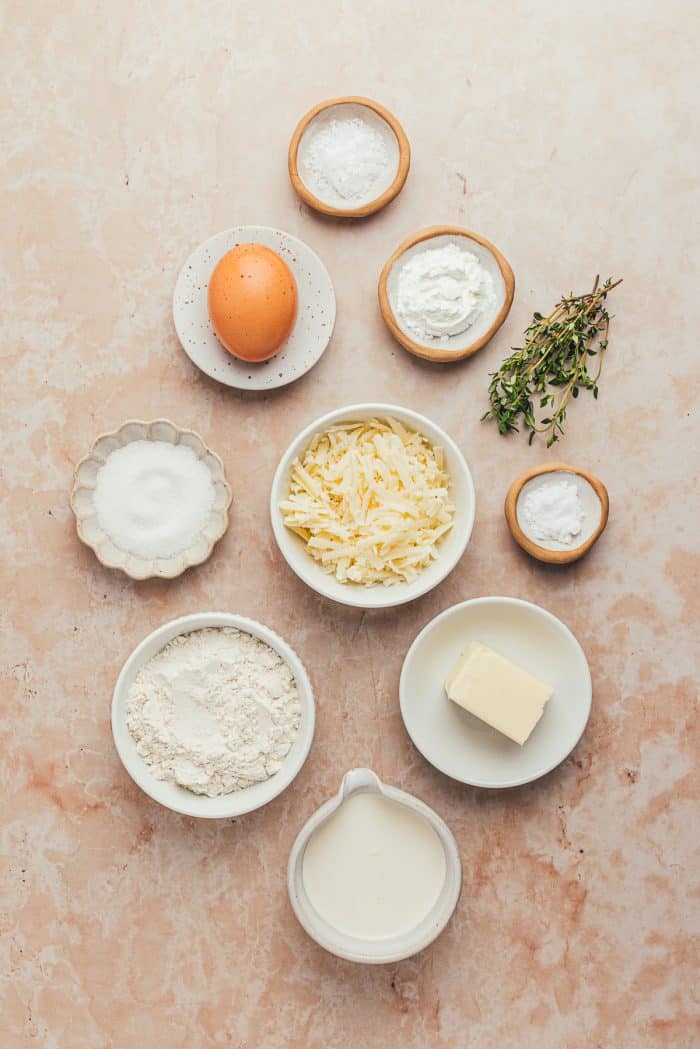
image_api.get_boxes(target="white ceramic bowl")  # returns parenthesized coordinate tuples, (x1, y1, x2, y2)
(173, 226, 336, 391)
(270, 403, 476, 609)
(288, 768, 462, 964)
(400, 597, 592, 788)
(71, 419, 232, 580)
(112, 613, 315, 818)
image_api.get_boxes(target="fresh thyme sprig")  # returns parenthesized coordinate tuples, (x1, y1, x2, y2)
(482, 276, 622, 447)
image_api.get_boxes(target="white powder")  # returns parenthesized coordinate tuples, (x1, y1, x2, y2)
(521, 479, 585, 546)
(396, 243, 497, 340)
(304, 117, 391, 202)
(126, 627, 301, 797)
(94, 440, 215, 559)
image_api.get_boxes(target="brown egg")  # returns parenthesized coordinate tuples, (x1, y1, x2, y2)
(207, 243, 297, 362)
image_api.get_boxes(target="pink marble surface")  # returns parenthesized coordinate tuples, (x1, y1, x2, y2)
(1, 3, 698, 1046)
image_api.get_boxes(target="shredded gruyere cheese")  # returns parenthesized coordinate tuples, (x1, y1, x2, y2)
(279, 417, 455, 586)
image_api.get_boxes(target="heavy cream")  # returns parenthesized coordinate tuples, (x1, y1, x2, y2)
(301, 791, 446, 940)
(396, 242, 496, 340)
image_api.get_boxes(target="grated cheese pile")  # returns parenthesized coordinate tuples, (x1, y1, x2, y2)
(279, 418, 455, 586)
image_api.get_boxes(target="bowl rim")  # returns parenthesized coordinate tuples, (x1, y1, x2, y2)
(399, 595, 593, 788)
(504, 462, 610, 564)
(70, 418, 233, 579)
(269, 402, 476, 609)
(111, 612, 316, 818)
(378, 225, 515, 362)
(288, 95, 410, 218)
(287, 768, 462, 963)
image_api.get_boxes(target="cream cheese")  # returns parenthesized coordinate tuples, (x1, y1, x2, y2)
(396, 242, 496, 339)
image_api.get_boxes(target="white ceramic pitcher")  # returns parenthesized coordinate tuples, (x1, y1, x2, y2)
(287, 768, 462, 963)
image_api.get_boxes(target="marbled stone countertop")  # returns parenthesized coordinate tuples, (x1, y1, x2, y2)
(1, 2, 697, 1046)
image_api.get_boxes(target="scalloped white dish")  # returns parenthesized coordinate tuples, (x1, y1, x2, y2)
(70, 419, 232, 580)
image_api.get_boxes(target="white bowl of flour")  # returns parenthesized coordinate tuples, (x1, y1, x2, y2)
(112, 613, 315, 818)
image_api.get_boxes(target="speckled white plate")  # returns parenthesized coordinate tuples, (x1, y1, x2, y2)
(70, 419, 232, 580)
(173, 226, 336, 390)
(270, 403, 476, 609)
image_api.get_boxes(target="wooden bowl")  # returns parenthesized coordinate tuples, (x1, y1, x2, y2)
(378, 226, 515, 362)
(288, 96, 410, 218)
(504, 462, 609, 565)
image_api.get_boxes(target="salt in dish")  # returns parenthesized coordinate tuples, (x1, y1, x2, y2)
(505, 462, 609, 564)
(289, 96, 410, 218)
(71, 419, 232, 580)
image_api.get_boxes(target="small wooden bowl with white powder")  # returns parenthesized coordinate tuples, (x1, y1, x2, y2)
(378, 226, 515, 363)
(505, 462, 609, 564)
(71, 419, 232, 579)
(288, 96, 410, 218)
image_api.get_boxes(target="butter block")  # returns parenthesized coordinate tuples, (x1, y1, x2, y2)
(445, 641, 552, 745)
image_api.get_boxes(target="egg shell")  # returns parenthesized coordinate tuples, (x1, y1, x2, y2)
(208, 243, 298, 362)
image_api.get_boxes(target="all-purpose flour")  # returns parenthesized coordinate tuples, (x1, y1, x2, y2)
(126, 627, 301, 797)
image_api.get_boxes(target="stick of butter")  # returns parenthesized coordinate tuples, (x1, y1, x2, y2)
(445, 641, 553, 745)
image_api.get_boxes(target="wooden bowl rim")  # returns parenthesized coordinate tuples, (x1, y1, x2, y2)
(377, 225, 515, 362)
(287, 96, 410, 219)
(504, 461, 609, 564)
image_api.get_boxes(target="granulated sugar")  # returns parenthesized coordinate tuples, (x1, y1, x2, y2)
(94, 440, 215, 559)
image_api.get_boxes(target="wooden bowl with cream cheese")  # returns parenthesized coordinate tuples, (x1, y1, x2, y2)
(378, 225, 515, 363)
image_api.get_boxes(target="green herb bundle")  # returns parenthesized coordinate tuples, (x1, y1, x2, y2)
(482, 276, 622, 447)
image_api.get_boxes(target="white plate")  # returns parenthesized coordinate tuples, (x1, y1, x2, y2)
(269, 403, 476, 609)
(112, 613, 315, 818)
(172, 226, 336, 390)
(400, 597, 591, 788)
